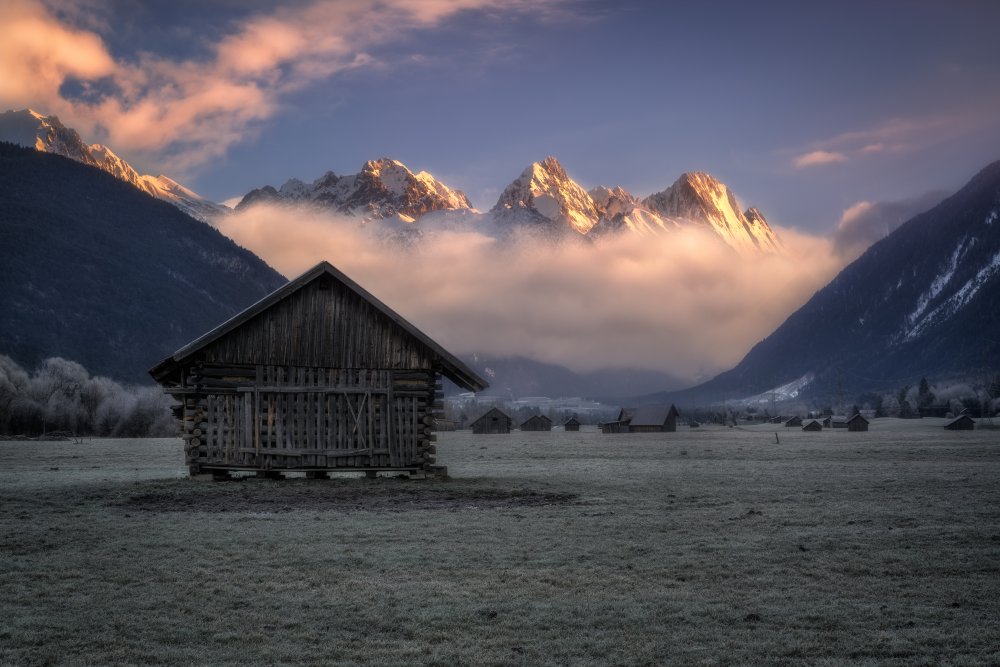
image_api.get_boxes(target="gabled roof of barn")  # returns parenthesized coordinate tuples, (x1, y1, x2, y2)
(564, 416, 580, 425)
(945, 414, 975, 427)
(629, 404, 679, 427)
(149, 261, 488, 391)
(847, 413, 869, 424)
(521, 415, 552, 427)
(471, 407, 510, 425)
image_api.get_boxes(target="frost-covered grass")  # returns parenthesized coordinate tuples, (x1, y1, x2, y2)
(2, 423, 999, 666)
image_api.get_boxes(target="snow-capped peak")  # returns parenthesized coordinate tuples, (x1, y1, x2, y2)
(492, 156, 602, 234)
(642, 172, 781, 253)
(0, 108, 227, 222)
(236, 157, 472, 221)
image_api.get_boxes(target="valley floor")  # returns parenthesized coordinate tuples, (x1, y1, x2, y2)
(1, 422, 999, 665)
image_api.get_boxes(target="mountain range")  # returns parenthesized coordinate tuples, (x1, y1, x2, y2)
(653, 159, 1000, 406)
(1, 108, 781, 255)
(239, 155, 782, 254)
(0, 109, 229, 223)
(0, 143, 284, 383)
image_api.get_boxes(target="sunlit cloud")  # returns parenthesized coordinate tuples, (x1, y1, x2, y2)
(0, 0, 562, 172)
(794, 150, 848, 168)
(830, 191, 947, 259)
(214, 204, 846, 380)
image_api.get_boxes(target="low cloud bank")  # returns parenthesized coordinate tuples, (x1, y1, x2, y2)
(217, 205, 846, 382)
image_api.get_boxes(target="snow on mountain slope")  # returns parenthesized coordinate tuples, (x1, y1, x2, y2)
(490, 157, 781, 253)
(643, 172, 781, 253)
(236, 158, 472, 222)
(0, 109, 228, 222)
(492, 157, 603, 234)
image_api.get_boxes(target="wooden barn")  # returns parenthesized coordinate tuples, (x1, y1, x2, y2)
(945, 414, 976, 430)
(847, 414, 869, 431)
(520, 415, 552, 432)
(471, 407, 512, 434)
(628, 405, 680, 433)
(784, 416, 802, 428)
(830, 415, 848, 428)
(149, 261, 487, 478)
(563, 417, 581, 432)
(600, 407, 634, 434)
(802, 419, 822, 431)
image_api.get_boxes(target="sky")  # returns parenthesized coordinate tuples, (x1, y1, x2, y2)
(3, 0, 999, 232)
(3, 0, 1000, 382)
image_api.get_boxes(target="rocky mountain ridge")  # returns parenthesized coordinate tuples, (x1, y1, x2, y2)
(0, 109, 229, 223)
(652, 159, 1000, 405)
(237, 158, 471, 221)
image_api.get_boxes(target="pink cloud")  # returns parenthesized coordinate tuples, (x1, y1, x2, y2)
(214, 205, 846, 379)
(0, 0, 558, 173)
(793, 150, 848, 168)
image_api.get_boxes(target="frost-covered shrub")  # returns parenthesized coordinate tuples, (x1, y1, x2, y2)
(0, 356, 171, 437)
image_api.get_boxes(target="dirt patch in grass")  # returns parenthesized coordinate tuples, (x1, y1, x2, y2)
(112, 478, 578, 514)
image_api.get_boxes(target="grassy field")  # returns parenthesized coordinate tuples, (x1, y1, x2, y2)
(2, 420, 999, 666)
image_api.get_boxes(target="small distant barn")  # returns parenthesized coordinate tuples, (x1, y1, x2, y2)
(629, 406, 675, 433)
(784, 416, 802, 427)
(600, 407, 635, 434)
(149, 261, 487, 478)
(609, 405, 679, 433)
(520, 415, 552, 432)
(563, 417, 581, 432)
(847, 414, 869, 432)
(434, 418, 457, 432)
(945, 414, 976, 430)
(471, 407, 512, 434)
(830, 415, 848, 428)
(802, 419, 822, 431)
(769, 416, 784, 424)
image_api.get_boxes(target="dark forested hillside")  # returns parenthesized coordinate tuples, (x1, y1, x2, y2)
(0, 143, 285, 382)
(659, 159, 1000, 405)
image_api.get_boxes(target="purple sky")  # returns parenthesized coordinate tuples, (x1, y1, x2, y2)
(4, 0, 1000, 232)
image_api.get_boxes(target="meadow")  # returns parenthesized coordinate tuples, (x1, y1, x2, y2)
(1, 420, 999, 666)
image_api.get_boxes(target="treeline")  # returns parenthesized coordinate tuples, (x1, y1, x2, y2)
(0, 356, 174, 437)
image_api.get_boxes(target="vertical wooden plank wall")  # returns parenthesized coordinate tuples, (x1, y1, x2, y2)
(169, 362, 441, 473)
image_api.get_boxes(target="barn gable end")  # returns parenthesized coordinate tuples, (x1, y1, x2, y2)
(149, 261, 487, 477)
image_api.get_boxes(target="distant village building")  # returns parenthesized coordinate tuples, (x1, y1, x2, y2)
(784, 416, 802, 428)
(434, 418, 457, 432)
(563, 417, 581, 432)
(802, 419, 822, 431)
(600, 407, 635, 434)
(847, 414, 869, 431)
(149, 261, 487, 478)
(628, 405, 680, 433)
(944, 414, 976, 430)
(601, 405, 679, 433)
(471, 407, 512, 434)
(520, 415, 552, 432)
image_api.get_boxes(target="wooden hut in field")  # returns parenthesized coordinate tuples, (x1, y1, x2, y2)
(847, 414, 869, 431)
(830, 415, 848, 428)
(600, 407, 634, 434)
(149, 261, 487, 478)
(802, 419, 822, 431)
(470, 407, 512, 434)
(601, 405, 679, 433)
(784, 416, 802, 427)
(944, 414, 975, 430)
(520, 415, 552, 432)
(628, 405, 679, 433)
(563, 417, 581, 432)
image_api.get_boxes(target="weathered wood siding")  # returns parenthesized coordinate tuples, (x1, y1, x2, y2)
(174, 363, 440, 471)
(471, 409, 511, 434)
(520, 416, 552, 432)
(198, 275, 436, 370)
